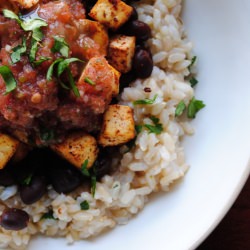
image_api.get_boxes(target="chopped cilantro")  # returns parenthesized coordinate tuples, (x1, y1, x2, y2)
(188, 56, 197, 71)
(46, 58, 64, 81)
(66, 67, 80, 97)
(144, 116, 163, 135)
(0, 66, 17, 95)
(175, 100, 186, 117)
(51, 36, 69, 57)
(22, 173, 33, 185)
(133, 94, 158, 105)
(80, 200, 90, 210)
(57, 58, 82, 77)
(81, 160, 90, 177)
(33, 57, 51, 66)
(135, 125, 143, 134)
(41, 210, 56, 220)
(189, 77, 198, 87)
(187, 97, 205, 119)
(91, 175, 97, 197)
(84, 77, 96, 86)
(29, 39, 38, 63)
(11, 38, 27, 63)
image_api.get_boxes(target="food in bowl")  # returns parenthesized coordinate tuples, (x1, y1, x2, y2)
(0, 0, 204, 248)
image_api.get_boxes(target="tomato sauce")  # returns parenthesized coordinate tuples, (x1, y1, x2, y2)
(0, 0, 113, 144)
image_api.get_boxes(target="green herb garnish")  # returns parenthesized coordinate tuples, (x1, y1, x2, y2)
(187, 97, 205, 119)
(29, 39, 38, 62)
(11, 38, 27, 63)
(84, 77, 96, 86)
(33, 57, 51, 66)
(144, 116, 163, 135)
(57, 58, 82, 77)
(66, 67, 80, 97)
(189, 77, 198, 87)
(175, 100, 186, 117)
(22, 173, 33, 185)
(0, 65, 17, 94)
(46, 58, 64, 81)
(80, 200, 90, 210)
(91, 175, 97, 197)
(40, 129, 54, 142)
(133, 94, 158, 105)
(41, 210, 56, 220)
(2, 9, 47, 32)
(51, 36, 69, 57)
(188, 56, 197, 71)
(135, 125, 143, 134)
(81, 160, 90, 177)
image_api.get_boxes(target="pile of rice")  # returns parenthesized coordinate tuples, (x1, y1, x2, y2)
(0, 0, 195, 248)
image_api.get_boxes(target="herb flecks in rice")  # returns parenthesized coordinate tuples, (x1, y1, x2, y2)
(0, 0, 200, 248)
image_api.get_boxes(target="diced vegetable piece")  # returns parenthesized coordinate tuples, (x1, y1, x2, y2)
(89, 0, 133, 30)
(78, 19, 109, 56)
(11, 143, 30, 163)
(9, 0, 39, 9)
(51, 132, 99, 169)
(108, 35, 136, 73)
(98, 105, 135, 146)
(78, 56, 120, 98)
(107, 64, 120, 96)
(0, 133, 20, 169)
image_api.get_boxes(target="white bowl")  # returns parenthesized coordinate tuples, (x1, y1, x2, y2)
(29, 0, 250, 249)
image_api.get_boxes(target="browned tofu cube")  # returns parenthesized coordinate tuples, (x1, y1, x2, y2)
(89, 0, 133, 30)
(78, 56, 120, 97)
(9, 0, 39, 9)
(51, 132, 99, 169)
(98, 105, 135, 146)
(108, 35, 136, 73)
(0, 133, 20, 169)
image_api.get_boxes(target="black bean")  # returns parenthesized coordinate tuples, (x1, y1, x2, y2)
(122, 20, 151, 42)
(0, 167, 15, 186)
(133, 49, 153, 78)
(49, 165, 82, 194)
(129, 7, 138, 21)
(0, 208, 29, 231)
(20, 176, 47, 205)
(94, 147, 116, 180)
(119, 70, 137, 92)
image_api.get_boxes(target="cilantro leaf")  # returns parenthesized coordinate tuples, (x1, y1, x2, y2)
(33, 57, 51, 66)
(135, 125, 143, 134)
(189, 77, 198, 87)
(188, 56, 197, 71)
(144, 116, 163, 135)
(11, 38, 27, 63)
(175, 100, 186, 117)
(21, 18, 47, 32)
(0, 66, 17, 94)
(67, 67, 80, 97)
(46, 58, 63, 81)
(187, 97, 205, 119)
(81, 160, 90, 177)
(22, 173, 33, 185)
(133, 94, 158, 105)
(91, 175, 97, 197)
(57, 58, 82, 77)
(51, 36, 69, 57)
(2, 9, 21, 25)
(80, 200, 90, 210)
(41, 210, 56, 220)
(84, 77, 96, 86)
(29, 39, 38, 63)
(32, 28, 43, 42)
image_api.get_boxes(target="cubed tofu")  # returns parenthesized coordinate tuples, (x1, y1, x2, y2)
(78, 56, 120, 97)
(11, 143, 30, 163)
(51, 132, 98, 169)
(107, 64, 120, 96)
(0, 133, 20, 169)
(10, 0, 39, 9)
(78, 19, 109, 56)
(98, 105, 135, 146)
(89, 0, 133, 30)
(108, 35, 136, 73)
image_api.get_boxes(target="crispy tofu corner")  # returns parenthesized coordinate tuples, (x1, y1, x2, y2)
(51, 132, 99, 169)
(98, 105, 136, 146)
(108, 35, 136, 73)
(0, 133, 20, 170)
(89, 0, 133, 30)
